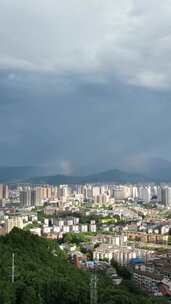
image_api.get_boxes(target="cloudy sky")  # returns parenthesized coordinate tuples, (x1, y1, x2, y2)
(0, 0, 171, 175)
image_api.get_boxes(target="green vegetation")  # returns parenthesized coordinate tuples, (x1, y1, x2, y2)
(100, 215, 122, 225)
(37, 210, 45, 222)
(0, 229, 169, 304)
(63, 232, 87, 244)
(163, 211, 171, 219)
(0, 228, 89, 304)
(111, 259, 131, 280)
(168, 236, 171, 245)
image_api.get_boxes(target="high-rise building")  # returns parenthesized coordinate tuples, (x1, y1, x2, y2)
(113, 186, 125, 201)
(3, 184, 8, 199)
(138, 186, 151, 203)
(0, 184, 9, 200)
(92, 186, 101, 197)
(20, 187, 31, 207)
(52, 186, 58, 199)
(161, 187, 171, 207)
(132, 186, 138, 199)
(31, 187, 43, 206)
(5, 216, 23, 233)
(46, 186, 52, 199)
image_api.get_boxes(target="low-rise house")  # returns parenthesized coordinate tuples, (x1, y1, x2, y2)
(129, 257, 171, 297)
(80, 224, 88, 233)
(93, 244, 152, 265)
(30, 227, 41, 236)
(133, 270, 162, 295)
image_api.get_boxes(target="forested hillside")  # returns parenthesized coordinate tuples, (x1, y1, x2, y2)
(0, 229, 168, 304)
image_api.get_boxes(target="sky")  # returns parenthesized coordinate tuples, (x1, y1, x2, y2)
(0, 0, 171, 175)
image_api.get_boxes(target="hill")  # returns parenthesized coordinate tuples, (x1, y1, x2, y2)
(0, 228, 89, 304)
(0, 229, 165, 304)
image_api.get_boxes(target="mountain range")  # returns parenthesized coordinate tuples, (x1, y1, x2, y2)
(26, 169, 147, 185)
(1, 158, 171, 184)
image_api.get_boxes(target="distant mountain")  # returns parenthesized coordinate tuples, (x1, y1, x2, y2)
(2, 158, 171, 184)
(139, 158, 171, 182)
(26, 169, 148, 185)
(0, 166, 49, 183)
(121, 157, 171, 183)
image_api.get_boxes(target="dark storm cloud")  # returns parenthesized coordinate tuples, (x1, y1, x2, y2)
(1, 0, 171, 89)
(1, 1, 171, 173)
(0, 70, 171, 174)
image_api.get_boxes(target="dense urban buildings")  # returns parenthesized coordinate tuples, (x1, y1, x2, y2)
(1, 181, 171, 301)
